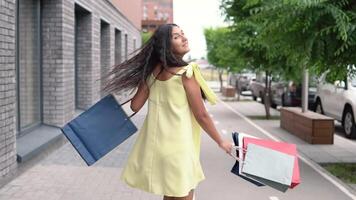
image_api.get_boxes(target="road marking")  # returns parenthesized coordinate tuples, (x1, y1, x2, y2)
(214, 120, 219, 125)
(209, 114, 214, 117)
(219, 100, 356, 200)
(269, 197, 279, 200)
(221, 129, 227, 135)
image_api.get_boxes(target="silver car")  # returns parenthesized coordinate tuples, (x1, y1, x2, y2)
(314, 72, 356, 138)
(228, 72, 256, 94)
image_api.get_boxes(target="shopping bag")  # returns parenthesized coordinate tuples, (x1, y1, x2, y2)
(241, 143, 295, 192)
(61, 93, 138, 166)
(230, 132, 265, 186)
(243, 137, 300, 188)
(234, 132, 292, 191)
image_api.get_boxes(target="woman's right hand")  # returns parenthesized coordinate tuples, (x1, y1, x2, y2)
(218, 140, 233, 154)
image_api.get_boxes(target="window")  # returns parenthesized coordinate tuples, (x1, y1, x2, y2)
(143, 5, 147, 20)
(17, 0, 42, 136)
(75, 4, 92, 109)
(100, 20, 110, 97)
(351, 77, 356, 87)
(114, 29, 122, 65)
(125, 34, 128, 60)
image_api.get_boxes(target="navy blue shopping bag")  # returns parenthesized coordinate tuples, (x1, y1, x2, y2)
(61, 94, 137, 166)
(231, 132, 265, 186)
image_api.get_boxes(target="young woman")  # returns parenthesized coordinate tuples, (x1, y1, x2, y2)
(101, 23, 232, 200)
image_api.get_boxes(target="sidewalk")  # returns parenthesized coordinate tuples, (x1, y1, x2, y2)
(0, 102, 161, 200)
(223, 96, 356, 164)
(212, 82, 356, 192)
(210, 81, 356, 164)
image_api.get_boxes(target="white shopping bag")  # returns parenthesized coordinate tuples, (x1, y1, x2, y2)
(241, 143, 295, 192)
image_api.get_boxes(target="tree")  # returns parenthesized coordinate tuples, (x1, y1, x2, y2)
(220, 0, 297, 118)
(141, 31, 152, 45)
(221, 0, 356, 113)
(204, 27, 240, 91)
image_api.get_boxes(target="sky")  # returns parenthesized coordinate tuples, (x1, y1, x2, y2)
(173, 0, 230, 60)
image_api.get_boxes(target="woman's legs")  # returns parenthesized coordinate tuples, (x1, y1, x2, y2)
(163, 189, 194, 200)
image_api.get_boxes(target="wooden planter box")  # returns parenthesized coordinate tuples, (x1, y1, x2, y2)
(222, 85, 236, 97)
(280, 107, 334, 144)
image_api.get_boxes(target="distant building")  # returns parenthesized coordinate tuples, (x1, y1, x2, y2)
(195, 59, 212, 69)
(0, 0, 141, 184)
(142, 0, 174, 32)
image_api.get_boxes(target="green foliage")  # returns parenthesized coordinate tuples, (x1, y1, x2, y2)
(141, 31, 152, 45)
(323, 163, 356, 184)
(220, 0, 295, 80)
(204, 27, 241, 72)
(220, 0, 356, 81)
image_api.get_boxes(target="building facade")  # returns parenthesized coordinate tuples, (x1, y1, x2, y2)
(0, 0, 141, 183)
(142, 0, 173, 32)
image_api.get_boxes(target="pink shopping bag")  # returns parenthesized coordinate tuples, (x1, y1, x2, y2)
(242, 137, 300, 188)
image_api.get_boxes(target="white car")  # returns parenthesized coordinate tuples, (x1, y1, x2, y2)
(314, 72, 356, 138)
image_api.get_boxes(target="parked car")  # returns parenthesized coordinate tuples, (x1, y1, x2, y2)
(270, 81, 316, 110)
(250, 75, 284, 104)
(228, 72, 256, 94)
(314, 72, 356, 138)
(250, 75, 266, 101)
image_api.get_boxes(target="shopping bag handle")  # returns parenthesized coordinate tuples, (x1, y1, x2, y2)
(229, 146, 247, 162)
(120, 97, 137, 119)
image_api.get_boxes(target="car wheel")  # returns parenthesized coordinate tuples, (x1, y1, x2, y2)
(342, 107, 356, 139)
(314, 99, 324, 114)
(271, 103, 277, 109)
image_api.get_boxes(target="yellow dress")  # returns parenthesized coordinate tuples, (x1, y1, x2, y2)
(120, 62, 218, 197)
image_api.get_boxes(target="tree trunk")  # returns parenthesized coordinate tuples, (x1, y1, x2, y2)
(218, 68, 224, 92)
(210, 67, 214, 81)
(236, 78, 241, 101)
(302, 67, 309, 112)
(264, 70, 271, 119)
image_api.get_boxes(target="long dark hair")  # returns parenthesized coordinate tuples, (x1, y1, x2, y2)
(100, 23, 188, 95)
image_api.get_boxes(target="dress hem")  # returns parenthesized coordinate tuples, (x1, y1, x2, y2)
(120, 175, 206, 197)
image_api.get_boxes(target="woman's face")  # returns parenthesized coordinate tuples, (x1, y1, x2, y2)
(170, 26, 190, 57)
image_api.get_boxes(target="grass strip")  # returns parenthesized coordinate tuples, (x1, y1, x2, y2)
(321, 163, 356, 184)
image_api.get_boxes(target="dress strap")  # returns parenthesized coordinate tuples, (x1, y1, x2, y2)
(176, 66, 188, 75)
(182, 62, 218, 105)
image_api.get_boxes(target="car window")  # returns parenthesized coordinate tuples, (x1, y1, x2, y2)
(351, 77, 356, 87)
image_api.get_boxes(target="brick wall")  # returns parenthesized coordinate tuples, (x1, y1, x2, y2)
(0, 0, 141, 180)
(41, 0, 75, 127)
(40, 0, 142, 127)
(0, 0, 17, 178)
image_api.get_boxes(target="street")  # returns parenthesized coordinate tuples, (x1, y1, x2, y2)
(0, 95, 355, 200)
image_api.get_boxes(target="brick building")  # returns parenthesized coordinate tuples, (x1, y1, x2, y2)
(142, 0, 173, 32)
(0, 0, 141, 184)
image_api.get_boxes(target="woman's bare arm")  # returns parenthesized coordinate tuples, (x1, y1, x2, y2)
(130, 80, 149, 112)
(182, 73, 232, 153)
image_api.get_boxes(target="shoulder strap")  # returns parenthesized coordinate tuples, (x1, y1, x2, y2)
(182, 62, 218, 105)
(176, 65, 189, 75)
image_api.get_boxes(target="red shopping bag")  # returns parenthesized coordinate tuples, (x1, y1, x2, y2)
(242, 137, 300, 188)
